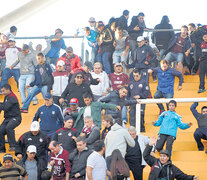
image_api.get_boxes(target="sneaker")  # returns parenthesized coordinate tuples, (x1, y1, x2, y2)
(9, 147, 15, 151)
(33, 101, 38, 105)
(198, 89, 206, 93)
(20, 109, 28, 113)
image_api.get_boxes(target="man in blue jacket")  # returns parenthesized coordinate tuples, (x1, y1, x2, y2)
(148, 60, 183, 114)
(152, 100, 192, 156)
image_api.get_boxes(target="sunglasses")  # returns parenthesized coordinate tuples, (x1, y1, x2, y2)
(76, 76, 83, 79)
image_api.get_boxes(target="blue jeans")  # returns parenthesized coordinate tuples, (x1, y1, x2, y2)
(97, 52, 112, 74)
(46, 56, 58, 66)
(122, 106, 128, 122)
(91, 47, 98, 64)
(160, 49, 166, 60)
(194, 128, 207, 151)
(165, 52, 184, 63)
(112, 50, 128, 64)
(0, 68, 20, 88)
(19, 74, 37, 104)
(154, 90, 173, 111)
(0, 58, 6, 74)
(129, 40, 137, 61)
(21, 85, 48, 110)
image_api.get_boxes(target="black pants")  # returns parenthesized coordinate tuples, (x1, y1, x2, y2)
(155, 134, 175, 156)
(194, 128, 207, 151)
(126, 161, 143, 180)
(199, 59, 207, 89)
(53, 96, 61, 106)
(192, 46, 202, 73)
(129, 104, 146, 132)
(0, 117, 21, 150)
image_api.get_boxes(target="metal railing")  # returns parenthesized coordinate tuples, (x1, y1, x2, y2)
(136, 98, 207, 133)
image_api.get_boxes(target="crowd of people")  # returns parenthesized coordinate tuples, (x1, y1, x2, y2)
(0, 9, 206, 180)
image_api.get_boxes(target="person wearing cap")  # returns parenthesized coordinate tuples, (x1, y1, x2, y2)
(143, 136, 199, 180)
(56, 46, 81, 73)
(33, 92, 64, 139)
(15, 121, 50, 164)
(46, 28, 66, 65)
(88, 17, 97, 31)
(52, 60, 69, 106)
(60, 72, 94, 107)
(11, 43, 39, 105)
(0, 84, 21, 152)
(96, 21, 114, 74)
(53, 115, 79, 153)
(5, 26, 17, 40)
(17, 145, 46, 180)
(0, 154, 28, 180)
(0, 38, 21, 91)
(20, 52, 54, 113)
(63, 98, 80, 116)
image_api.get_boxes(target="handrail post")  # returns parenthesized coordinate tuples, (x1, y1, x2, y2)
(136, 103, 141, 134)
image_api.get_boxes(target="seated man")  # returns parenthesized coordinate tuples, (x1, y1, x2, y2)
(190, 102, 207, 152)
(69, 136, 93, 180)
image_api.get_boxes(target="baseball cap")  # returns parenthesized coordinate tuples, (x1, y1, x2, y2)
(30, 121, 40, 131)
(44, 93, 52, 100)
(70, 98, 78, 105)
(27, 145, 37, 153)
(3, 154, 13, 162)
(114, 62, 123, 67)
(22, 44, 29, 51)
(8, 38, 15, 42)
(159, 149, 170, 156)
(137, 36, 145, 42)
(55, 28, 63, 35)
(84, 61, 93, 70)
(97, 21, 104, 27)
(66, 46, 73, 53)
(57, 60, 65, 67)
(88, 17, 96, 22)
(64, 115, 73, 122)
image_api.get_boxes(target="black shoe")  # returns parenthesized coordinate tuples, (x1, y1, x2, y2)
(9, 147, 15, 151)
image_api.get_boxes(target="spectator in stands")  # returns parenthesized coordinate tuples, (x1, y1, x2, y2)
(79, 116, 100, 150)
(116, 10, 130, 31)
(49, 141, 70, 180)
(0, 154, 28, 180)
(126, 126, 150, 180)
(105, 118, 135, 158)
(86, 140, 109, 180)
(128, 12, 147, 61)
(59, 72, 94, 107)
(190, 102, 207, 152)
(0, 84, 21, 152)
(5, 26, 17, 39)
(17, 145, 45, 180)
(33, 93, 64, 139)
(128, 69, 151, 131)
(151, 15, 174, 59)
(0, 33, 7, 76)
(63, 98, 80, 116)
(46, 28, 66, 65)
(148, 60, 183, 113)
(0, 38, 21, 91)
(20, 52, 53, 113)
(11, 44, 38, 105)
(90, 62, 109, 101)
(101, 115, 114, 140)
(52, 60, 69, 106)
(70, 93, 118, 133)
(152, 100, 192, 156)
(56, 46, 81, 73)
(15, 121, 50, 164)
(96, 21, 114, 74)
(84, 27, 98, 64)
(198, 33, 207, 93)
(88, 17, 97, 31)
(53, 115, 79, 153)
(69, 136, 92, 180)
(144, 136, 199, 180)
(164, 25, 192, 73)
(112, 26, 129, 73)
(106, 149, 130, 180)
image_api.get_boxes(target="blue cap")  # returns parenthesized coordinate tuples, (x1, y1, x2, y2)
(44, 93, 52, 100)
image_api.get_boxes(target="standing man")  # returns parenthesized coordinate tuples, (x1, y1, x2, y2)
(0, 84, 21, 152)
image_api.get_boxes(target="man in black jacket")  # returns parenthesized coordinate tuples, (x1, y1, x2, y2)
(116, 10, 130, 31)
(143, 136, 199, 180)
(0, 84, 21, 152)
(69, 136, 92, 180)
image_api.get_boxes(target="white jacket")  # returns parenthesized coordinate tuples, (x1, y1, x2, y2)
(5, 47, 20, 68)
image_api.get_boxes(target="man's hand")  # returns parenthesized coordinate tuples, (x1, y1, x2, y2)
(59, 98, 64, 104)
(50, 160, 55, 166)
(98, 41, 103, 46)
(72, 136, 77, 141)
(148, 69, 153, 74)
(97, 78, 101, 82)
(188, 122, 193, 127)
(102, 92, 108, 96)
(152, 121, 156, 125)
(149, 136, 156, 146)
(185, 49, 191, 57)
(74, 173, 81, 178)
(144, 61, 149, 65)
(26, 85, 30, 88)
(178, 86, 182, 91)
(193, 176, 199, 180)
(116, 106, 121, 111)
(134, 95, 140, 100)
(133, 26, 140, 31)
(10, 65, 13, 69)
(123, 50, 127, 56)
(80, 133, 86, 137)
(17, 154, 23, 160)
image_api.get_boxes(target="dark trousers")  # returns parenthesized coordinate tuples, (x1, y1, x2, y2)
(194, 128, 207, 150)
(199, 59, 207, 89)
(53, 95, 61, 106)
(127, 161, 142, 180)
(192, 46, 202, 73)
(0, 117, 21, 150)
(156, 134, 176, 156)
(129, 104, 146, 132)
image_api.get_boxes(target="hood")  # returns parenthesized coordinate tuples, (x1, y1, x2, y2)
(111, 123, 122, 131)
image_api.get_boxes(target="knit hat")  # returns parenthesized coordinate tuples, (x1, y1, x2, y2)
(3, 154, 13, 162)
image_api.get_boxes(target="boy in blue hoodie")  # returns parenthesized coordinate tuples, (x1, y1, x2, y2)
(152, 100, 192, 156)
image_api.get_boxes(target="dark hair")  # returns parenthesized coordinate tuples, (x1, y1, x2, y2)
(169, 100, 177, 107)
(52, 141, 61, 147)
(160, 59, 169, 66)
(102, 115, 114, 126)
(133, 68, 141, 74)
(138, 12, 145, 17)
(84, 27, 90, 32)
(36, 52, 44, 58)
(181, 25, 188, 30)
(1, 84, 11, 91)
(119, 86, 128, 91)
(75, 136, 86, 143)
(116, 26, 124, 31)
(188, 23, 196, 28)
(10, 26, 17, 33)
(75, 72, 84, 78)
(94, 140, 105, 152)
(41, 170, 52, 180)
(123, 10, 129, 16)
(110, 149, 130, 180)
(161, 15, 169, 24)
(114, 118, 122, 126)
(83, 92, 92, 99)
(201, 106, 207, 111)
